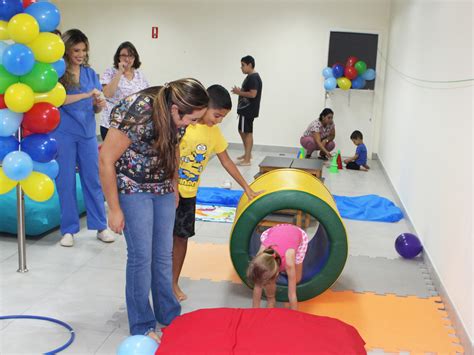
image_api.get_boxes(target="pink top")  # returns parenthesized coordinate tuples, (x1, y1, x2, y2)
(261, 224, 309, 272)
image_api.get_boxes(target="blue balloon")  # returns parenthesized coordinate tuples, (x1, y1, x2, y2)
(32, 159, 58, 179)
(0, 41, 8, 65)
(0, 0, 23, 21)
(3, 150, 33, 181)
(362, 68, 376, 81)
(2, 44, 35, 76)
(25, 2, 61, 32)
(322, 67, 333, 79)
(395, 233, 422, 259)
(21, 134, 58, 163)
(51, 58, 65, 78)
(324, 77, 337, 91)
(332, 64, 344, 78)
(351, 76, 366, 89)
(117, 335, 159, 355)
(0, 109, 23, 137)
(0, 135, 19, 161)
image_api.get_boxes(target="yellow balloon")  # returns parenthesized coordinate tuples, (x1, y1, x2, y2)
(29, 32, 65, 63)
(5, 83, 35, 113)
(20, 172, 54, 202)
(337, 77, 352, 90)
(7, 14, 39, 44)
(34, 82, 66, 107)
(0, 168, 17, 194)
(0, 21, 9, 40)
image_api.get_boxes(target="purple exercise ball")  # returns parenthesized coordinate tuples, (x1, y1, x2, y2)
(395, 233, 423, 259)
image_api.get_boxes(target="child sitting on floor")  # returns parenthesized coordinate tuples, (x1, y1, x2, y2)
(247, 224, 308, 310)
(344, 130, 370, 171)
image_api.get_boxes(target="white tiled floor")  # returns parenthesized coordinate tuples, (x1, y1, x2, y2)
(0, 148, 438, 354)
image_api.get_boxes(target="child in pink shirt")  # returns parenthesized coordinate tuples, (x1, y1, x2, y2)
(247, 224, 308, 310)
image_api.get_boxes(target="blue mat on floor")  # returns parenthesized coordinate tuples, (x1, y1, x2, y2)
(197, 187, 243, 207)
(333, 194, 403, 222)
(197, 187, 403, 223)
(0, 174, 86, 236)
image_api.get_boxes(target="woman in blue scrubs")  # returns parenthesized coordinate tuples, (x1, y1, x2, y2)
(53, 29, 114, 247)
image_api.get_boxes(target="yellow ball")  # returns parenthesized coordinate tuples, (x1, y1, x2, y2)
(28, 32, 65, 63)
(0, 168, 17, 195)
(0, 20, 9, 40)
(7, 14, 39, 44)
(20, 172, 54, 202)
(34, 82, 66, 107)
(5, 83, 34, 113)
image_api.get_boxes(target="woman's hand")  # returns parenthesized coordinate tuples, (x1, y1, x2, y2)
(108, 208, 125, 234)
(87, 88, 101, 98)
(93, 92, 106, 109)
(118, 61, 126, 73)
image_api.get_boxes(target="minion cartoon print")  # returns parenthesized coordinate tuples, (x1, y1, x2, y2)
(179, 144, 208, 185)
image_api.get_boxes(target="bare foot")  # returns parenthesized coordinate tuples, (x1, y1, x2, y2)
(236, 160, 251, 166)
(236, 155, 245, 160)
(174, 285, 187, 302)
(147, 331, 161, 343)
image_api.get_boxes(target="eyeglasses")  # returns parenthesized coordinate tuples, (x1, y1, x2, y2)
(119, 54, 135, 59)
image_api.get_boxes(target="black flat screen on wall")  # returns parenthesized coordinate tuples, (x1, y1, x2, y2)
(328, 31, 378, 90)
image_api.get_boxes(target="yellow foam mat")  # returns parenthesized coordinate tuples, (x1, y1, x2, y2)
(182, 241, 464, 353)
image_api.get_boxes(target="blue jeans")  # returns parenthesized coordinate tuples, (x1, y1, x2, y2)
(119, 192, 181, 335)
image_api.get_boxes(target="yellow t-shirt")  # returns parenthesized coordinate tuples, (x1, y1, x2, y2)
(178, 123, 228, 198)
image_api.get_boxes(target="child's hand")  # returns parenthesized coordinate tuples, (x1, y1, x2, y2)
(343, 158, 349, 164)
(245, 188, 263, 201)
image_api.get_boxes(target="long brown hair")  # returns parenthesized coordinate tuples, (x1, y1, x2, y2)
(60, 29, 90, 89)
(145, 78, 208, 178)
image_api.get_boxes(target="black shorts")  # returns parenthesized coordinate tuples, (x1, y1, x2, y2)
(346, 162, 361, 170)
(238, 115, 255, 133)
(174, 196, 197, 238)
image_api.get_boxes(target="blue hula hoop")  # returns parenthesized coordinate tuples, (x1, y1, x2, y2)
(0, 315, 75, 354)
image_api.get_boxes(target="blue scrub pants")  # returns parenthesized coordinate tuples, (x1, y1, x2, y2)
(53, 131, 107, 235)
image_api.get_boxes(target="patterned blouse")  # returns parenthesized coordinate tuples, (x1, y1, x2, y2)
(302, 119, 335, 139)
(100, 68, 149, 128)
(109, 92, 182, 194)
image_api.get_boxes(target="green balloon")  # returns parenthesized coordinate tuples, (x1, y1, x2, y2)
(0, 65, 20, 94)
(354, 61, 367, 75)
(20, 62, 58, 93)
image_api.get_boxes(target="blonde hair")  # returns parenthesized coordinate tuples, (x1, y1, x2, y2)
(60, 29, 90, 89)
(247, 248, 281, 287)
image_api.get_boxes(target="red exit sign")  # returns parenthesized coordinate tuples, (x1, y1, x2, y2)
(152, 26, 159, 39)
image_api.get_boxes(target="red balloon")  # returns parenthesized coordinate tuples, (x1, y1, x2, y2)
(22, 127, 34, 137)
(344, 66, 358, 80)
(22, 103, 60, 134)
(22, 0, 37, 8)
(0, 94, 6, 109)
(346, 56, 358, 67)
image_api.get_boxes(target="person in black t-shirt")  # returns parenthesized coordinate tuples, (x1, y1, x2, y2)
(231, 55, 263, 166)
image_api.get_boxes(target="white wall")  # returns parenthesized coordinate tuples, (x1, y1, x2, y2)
(379, 0, 473, 344)
(55, 0, 391, 154)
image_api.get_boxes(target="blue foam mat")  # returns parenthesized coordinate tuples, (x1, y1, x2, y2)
(0, 174, 86, 236)
(333, 194, 403, 223)
(197, 187, 403, 223)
